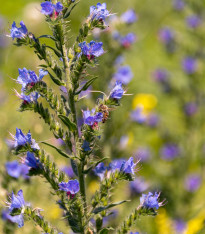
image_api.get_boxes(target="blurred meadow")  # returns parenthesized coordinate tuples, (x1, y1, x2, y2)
(1, 0, 205, 233)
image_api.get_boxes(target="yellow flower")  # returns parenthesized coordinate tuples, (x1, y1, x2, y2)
(155, 208, 173, 234)
(132, 93, 158, 113)
(185, 211, 205, 234)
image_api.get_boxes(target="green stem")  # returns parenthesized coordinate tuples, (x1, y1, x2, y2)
(78, 159, 87, 205)
(59, 14, 87, 218)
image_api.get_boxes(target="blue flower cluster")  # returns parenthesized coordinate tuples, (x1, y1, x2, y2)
(140, 192, 162, 210)
(12, 128, 39, 150)
(79, 41, 104, 60)
(89, 3, 110, 21)
(41, 1, 63, 17)
(15, 68, 47, 104)
(17, 68, 48, 89)
(109, 81, 124, 99)
(120, 33, 136, 48)
(10, 21, 27, 40)
(113, 66, 133, 85)
(59, 179, 80, 198)
(7, 190, 26, 227)
(83, 109, 103, 126)
(6, 161, 29, 179)
(121, 9, 138, 24)
(94, 157, 137, 180)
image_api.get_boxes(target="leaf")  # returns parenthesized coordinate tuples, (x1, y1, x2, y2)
(63, 3, 78, 19)
(41, 142, 72, 159)
(45, 45, 62, 57)
(38, 64, 48, 68)
(38, 35, 57, 41)
(58, 114, 77, 132)
(48, 72, 65, 86)
(75, 77, 98, 95)
(83, 157, 109, 174)
(93, 200, 130, 214)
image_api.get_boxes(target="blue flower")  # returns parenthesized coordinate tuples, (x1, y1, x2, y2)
(174, 219, 186, 233)
(140, 192, 161, 209)
(130, 107, 147, 124)
(184, 102, 198, 116)
(121, 9, 137, 24)
(79, 41, 104, 60)
(130, 177, 149, 194)
(113, 66, 133, 85)
(109, 157, 137, 175)
(110, 82, 124, 100)
(13, 128, 31, 147)
(10, 21, 27, 40)
(1, 209, 18, 223)
(89, 3, 110, 21)
(93, 162, 107, 180)
(6, 161, 22, 178)
(134, 147, 151, 162)
(25, 152, 41, 169)
(159, 27, 174, 44)
(114, 55, 125, 66)
(41, 2, 54, 15)
(153, 68, 169, 83)
(121, 157, 136, 174)
(8, 190, 26, 228)
(59, 179, 80, 195)
(6, 161, 29, 179)
(182, 57, 197, 74)
(15, 90, 39, 104)
(83, 109, 103, 126)
(109, 159, 126, 172)
(160, 143, 180, 161)
(120, 33, 136, 48)
(82, 140, 91, 151)
(12, 128, 39, 150)
(185, 173, 201, 192)
(173, 0, 185, 11)
(55, 2, 63, 13)
(17, 68, 47, 89)
(146, 113, 159, 127)
(186, 15, 201, 28)
(41, 1, 63, 16)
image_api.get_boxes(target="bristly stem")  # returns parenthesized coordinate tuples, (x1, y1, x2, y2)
(58, 8, 87, 217)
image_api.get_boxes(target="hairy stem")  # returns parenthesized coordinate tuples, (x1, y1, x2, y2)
(58, 13, 87, 219)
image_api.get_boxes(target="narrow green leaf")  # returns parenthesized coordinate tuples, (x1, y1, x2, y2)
(58, 114, 77, 132)
(45, 45, 62, 57)
(75, 77, 98, 95)
(38, 35, 57, 41)
(63, 3, 78, 19)
(93, 200, 130, 214)
(48, 72, 65, 86)
(41, 142, 72, 159)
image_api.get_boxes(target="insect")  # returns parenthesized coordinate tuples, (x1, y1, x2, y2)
(98, 104, 111, 123)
